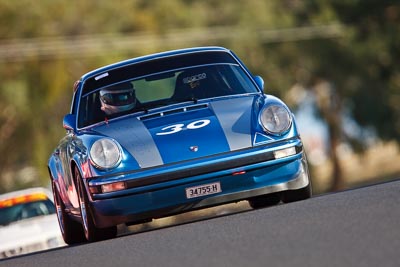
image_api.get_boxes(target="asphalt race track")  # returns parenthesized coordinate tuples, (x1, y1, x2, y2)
(1, 179, 400, 267)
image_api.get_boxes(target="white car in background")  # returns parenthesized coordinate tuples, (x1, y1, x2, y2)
(0, 187, 65, 259)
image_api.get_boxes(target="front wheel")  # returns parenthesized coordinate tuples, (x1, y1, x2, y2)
(75, 167, 117, 242)
(52, 180, 85, 245)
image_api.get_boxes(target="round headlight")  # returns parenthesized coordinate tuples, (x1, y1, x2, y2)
(90, 138, 121, 169)
(260, 105, 292, 135)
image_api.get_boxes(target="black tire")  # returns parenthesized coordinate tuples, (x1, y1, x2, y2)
(248, 192, 281, 209)
(75, 167, 117, 242)
(281, 184, 312, 203)
(52, 180, 85, 245)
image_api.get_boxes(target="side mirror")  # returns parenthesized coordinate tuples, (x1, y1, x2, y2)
(63, 114, 77, 132)
(253, 76, 264, 91)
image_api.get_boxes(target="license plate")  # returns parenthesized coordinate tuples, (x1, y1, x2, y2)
(185, 182, 222, 199)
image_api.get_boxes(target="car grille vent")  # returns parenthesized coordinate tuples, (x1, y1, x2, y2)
(138, 103, 208, 121)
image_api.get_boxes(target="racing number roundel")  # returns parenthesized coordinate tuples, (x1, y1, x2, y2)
(156, 119, 210, 136)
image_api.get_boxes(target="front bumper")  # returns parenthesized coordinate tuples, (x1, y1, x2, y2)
(86, 138, 310, 228)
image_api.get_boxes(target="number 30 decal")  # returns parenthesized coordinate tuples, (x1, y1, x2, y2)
(156, 119, 210, 136)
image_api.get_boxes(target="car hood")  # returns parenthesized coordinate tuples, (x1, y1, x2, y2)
(0, 214, 63, 252)
(93, 95, 261, 168)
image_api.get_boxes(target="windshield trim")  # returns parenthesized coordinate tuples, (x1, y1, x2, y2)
(81, 63, 240, 98)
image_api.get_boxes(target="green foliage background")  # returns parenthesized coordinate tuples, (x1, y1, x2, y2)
(0, 0, 399, 193)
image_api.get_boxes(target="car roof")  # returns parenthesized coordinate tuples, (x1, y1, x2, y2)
(0, 187, 53, 202)
(80, 46, 231, 81)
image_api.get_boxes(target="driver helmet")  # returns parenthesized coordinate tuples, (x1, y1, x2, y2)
(99, 82, 136, 115)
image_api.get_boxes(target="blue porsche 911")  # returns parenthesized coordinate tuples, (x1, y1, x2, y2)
(48, 46, 311, 244)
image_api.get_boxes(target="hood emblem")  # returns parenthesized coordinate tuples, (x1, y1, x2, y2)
(189, 146, 199, 152)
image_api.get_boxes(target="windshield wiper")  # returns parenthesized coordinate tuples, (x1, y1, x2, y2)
(173, 97, 198, 104)
(133, 106, 149, 113)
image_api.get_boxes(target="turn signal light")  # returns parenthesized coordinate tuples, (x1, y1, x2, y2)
(273, 147, 296, 159)
(101, 182, 126, 193)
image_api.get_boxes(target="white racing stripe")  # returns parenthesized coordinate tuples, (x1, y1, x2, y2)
(210, 97, 253, 151)
(94, 117, 163, 168)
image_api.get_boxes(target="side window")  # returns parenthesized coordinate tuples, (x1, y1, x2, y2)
(70, 80, 81, 114)
(78, 91, 104, 128)
(70, 92, 78, 114)
(78, 95, 88, 128)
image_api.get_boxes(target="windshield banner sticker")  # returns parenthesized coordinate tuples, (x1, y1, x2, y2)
(183, 73, 207, 84)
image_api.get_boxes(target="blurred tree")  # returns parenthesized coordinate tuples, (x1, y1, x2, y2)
(273, 0, 400, 190)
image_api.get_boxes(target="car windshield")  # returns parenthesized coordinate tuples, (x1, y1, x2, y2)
(0, 199, 56, 226)
(78, 62, 259, 128)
